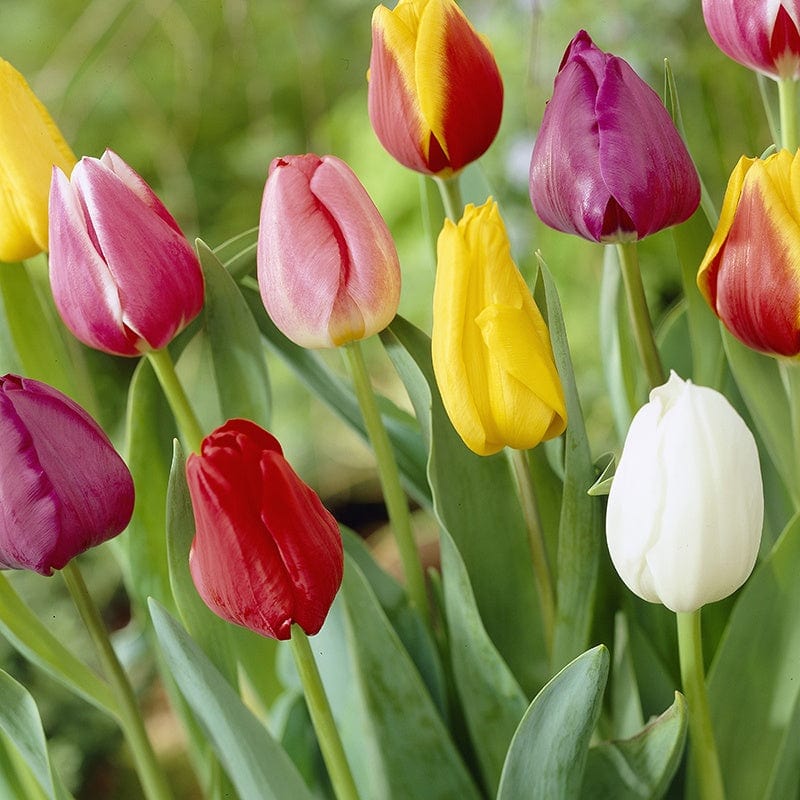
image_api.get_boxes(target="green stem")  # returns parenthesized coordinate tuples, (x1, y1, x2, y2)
(434, 174, 464, 222)
(778, 78, 798, 152)
(290, 626, 361, 800)
(61, 562, 174, 800)
(615, 241, 666, 391)
(779, 360, 800, 507)
(506, 448, 555, 659)
(676, 610, 725, 800)
(342, 341, 430, 624)
(146, 348, 204, 453)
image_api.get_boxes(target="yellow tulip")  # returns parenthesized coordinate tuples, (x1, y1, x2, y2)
(432, 199, 567, 455)
(0, 58, 76, 262)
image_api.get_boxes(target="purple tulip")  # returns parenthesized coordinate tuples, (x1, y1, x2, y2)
(0, 374, 134, 575)
(529, 30, 700, 243)
(48, 150, 204, 357)
(702, 0, 800, 79)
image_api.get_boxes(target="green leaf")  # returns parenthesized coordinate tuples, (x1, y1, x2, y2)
(149, 599, 313, 800)
(314, 557, 482, 800)
(439, 528, 528, 796)
(241, 281, 431, 509)
(195, 240, 271, 427)
(706, 512, 800, 800)
(0, 669, 73, 800)
(537, 257, 604, 671)
(382, 315, 546, 693)
(497, 645, 609, 800)
(609, 612, 645, 740)
(581, 693, 687, 800)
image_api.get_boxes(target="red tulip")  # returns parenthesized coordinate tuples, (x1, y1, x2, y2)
(185, 419, 343, 640)
(48, 150, 204, 357)
(0, 374, 134, 575)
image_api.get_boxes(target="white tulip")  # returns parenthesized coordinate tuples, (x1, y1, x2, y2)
(606, 371, 764, 613)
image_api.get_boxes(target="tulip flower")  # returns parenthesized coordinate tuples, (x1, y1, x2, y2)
(432, 199, 567, 456)
(529, 30, 700, 243)
(257, 153, 401, 349)
(368, 0, 503, 176)
(48, 149, 204, 357)
(185, 418, 344, 640)
(0, 374, 134, 575)
(0, 58, 76, 262)
(606, 372, 763, 613)
(702, 0, 800, 79)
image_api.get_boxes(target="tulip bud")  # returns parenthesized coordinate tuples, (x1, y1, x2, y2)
(0, 374, 134, 575)
(432, 199, 567, 456)
(0, 58, 76, 262)
(185, 418, 344, 640)
(368, 0, 503, 176)
(702, 0, 800, 80)
(606, 372, 763, 613)
(529, 30, 700, 243)
(48, 150, 204, 357)
(698, 149, 800, 356)
(257, 154, 401, 349)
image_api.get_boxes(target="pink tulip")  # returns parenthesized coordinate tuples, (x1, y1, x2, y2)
(257, 154, 401, 349)
(48, 150, 204, 357)
(0, 374, 134, 575)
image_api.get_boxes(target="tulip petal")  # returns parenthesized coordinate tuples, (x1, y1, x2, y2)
(596, 57, 700, 240)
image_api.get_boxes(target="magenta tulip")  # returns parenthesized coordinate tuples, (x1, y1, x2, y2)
(186, 418, 344, 640)
(0, 374, 134, 575)
(48, 150, 204, 357)
(257, 154, 401, 349)
(702, 0, 800, 79)
(529, 30, 700, 243)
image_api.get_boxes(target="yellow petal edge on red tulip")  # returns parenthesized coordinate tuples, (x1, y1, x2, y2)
(0, 58, 76, 262)
(432, 198, 567, 456)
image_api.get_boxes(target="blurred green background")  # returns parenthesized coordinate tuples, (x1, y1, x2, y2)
(0, 0, 772, 796)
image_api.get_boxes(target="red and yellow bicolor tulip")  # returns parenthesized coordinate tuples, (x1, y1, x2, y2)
(368, 0, 503, 176)
(0, 58, 76, 262)
(697, 149, 800, 356)
(432, 199, 567, 456)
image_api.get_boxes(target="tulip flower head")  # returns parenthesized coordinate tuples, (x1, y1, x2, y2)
(702, 0, 800, 80)
(368, 0, 503, 176)
(529, 30, 700, 243)
(185, 418, 344, 640)
(432, 199, 567, 456)
(48, 150, 204, 357)
(606, 372, 763, 613)
(257, 153, 401, 349)
(0, 58, 76, 262)
(0, 374, 134, 575)
(698, 149, 800, 356)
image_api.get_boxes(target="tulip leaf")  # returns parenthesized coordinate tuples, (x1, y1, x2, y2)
(439, 528, 528, 796)
(0, 668, 73, 800)
(497, 645, 609, 800)
(581, 692, 687, 800)
(149, 599, 314, 800)
(323, 557, 482, 800)
(120, 358, 175, 611)
(381, 315, 546, 693)
(242, 281, 431, 509)
(536, 257, 605, 671)
(705, 512, 800, 800)
(195, 239, 271, 428)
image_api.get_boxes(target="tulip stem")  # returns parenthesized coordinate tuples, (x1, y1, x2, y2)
(434, 175, 464, 222)
(676, 609, 725, 800)
(290, 626, 361, 800)
(778, 78, 798, 152)
(507, 448, 555, 658)
(147, 348, 204, 453)
(342, 341, 430, 625)
(61, 562, 174, 800)
(615, 241, 666, 391)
